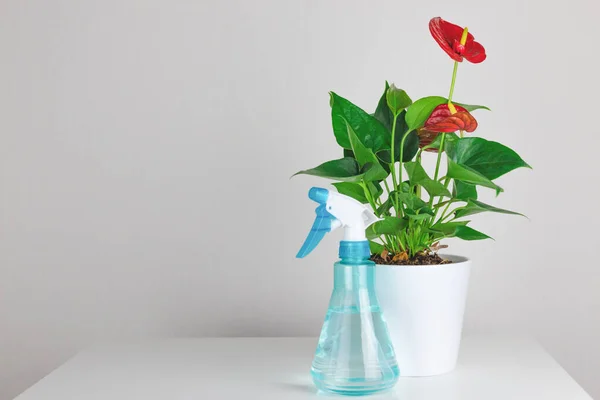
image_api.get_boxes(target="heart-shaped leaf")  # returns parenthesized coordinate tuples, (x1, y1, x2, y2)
(330, 92, 389, 152)
(405, 96, 447, 131)
(386, 84, 413, 116)
(368, 181, 383, 201)
(369, 241, 385, 254)
(429, 220, 470, 235)
(374, 83, 419, 162)
(397, 192, 428, 211)
(431, 222, 492, 241)
(453, 181, 478, 200)
(376, 196, 394, 216)
(332, 182, 369, 203)
(453, 225, 492, 241)
(418, 180, 450, 198)
(404, 162, 451, 197)
(446, 159, 503, 195)
(446, 137, 531, 180)
(454, 102, 491, 112)
(293, 158, 364, 182)
(366, 217, 408, 240)
(377, 131, 419, 164)
(345, 121, 388, 182)
(454, 199, 525, 219)
(374, 82, 393, 130)
(405, 211, 433, 221)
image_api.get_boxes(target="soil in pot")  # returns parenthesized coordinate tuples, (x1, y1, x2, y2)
(370, 252, 452, 266)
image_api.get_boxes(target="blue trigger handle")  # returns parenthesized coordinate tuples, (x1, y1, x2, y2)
(296, 188, 335, 258)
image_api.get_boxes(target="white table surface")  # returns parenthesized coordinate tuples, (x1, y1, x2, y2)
(15, 336, 592, 400)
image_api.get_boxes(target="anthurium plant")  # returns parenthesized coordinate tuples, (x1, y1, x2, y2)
(294, 17, 530, 264)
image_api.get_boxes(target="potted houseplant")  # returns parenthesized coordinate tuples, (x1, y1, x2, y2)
(294, 17, 530, 376)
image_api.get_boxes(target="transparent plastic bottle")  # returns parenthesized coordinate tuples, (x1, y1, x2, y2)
(311, 242, 399, 395)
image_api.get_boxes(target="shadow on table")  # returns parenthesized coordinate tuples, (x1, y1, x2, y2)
(272, 380, 399, 398)
(273, 381, 317, 394)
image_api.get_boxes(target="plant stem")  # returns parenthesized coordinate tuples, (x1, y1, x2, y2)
(432, 133, 446, 182)
(382, 179, 398, 212)
(440, 210, 456, 223)
(442, 176, 450, 188)
(415, 148, 423, 161)
(398, 132, 408, 183)
(361, 181, 378, 216)
(431, 60, 461, 217)
(397, 130, 410, 216)
(383, 179, 392, 197)
(438, 201, 452, 223)
(433, 176, 451, 220)
(389, 114, 400, 215)
(415, 150, 422, 199)
(448, 61, 459, 102)
(427, 132, 447, 209)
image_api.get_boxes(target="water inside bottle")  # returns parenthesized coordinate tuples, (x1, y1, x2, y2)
(311, 304, 399, 395)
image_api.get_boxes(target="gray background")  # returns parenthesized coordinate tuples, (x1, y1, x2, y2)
(1, 0, 598, 399)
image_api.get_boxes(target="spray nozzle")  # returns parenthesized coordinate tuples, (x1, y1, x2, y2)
(296, 187, 380, 258)
(309, 187, 329, 204)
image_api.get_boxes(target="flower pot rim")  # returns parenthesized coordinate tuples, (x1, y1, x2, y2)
(375, 254, 470, 268)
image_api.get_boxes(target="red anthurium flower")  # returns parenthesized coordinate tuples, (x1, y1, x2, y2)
(418, 104, 478, 151)
(423, 104, 478, 132)
(429, 17, 486, 63)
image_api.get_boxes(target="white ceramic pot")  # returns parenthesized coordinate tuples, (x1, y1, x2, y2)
(375, 255, 471, 377)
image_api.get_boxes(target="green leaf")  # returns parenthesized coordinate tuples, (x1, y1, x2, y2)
(373, 82, 393, 131)
(398, 181, 411, 193)
(366, 217, 408, 240)
(454, 199, 525, 219)
(367, 181, 383, 201)
(377, 130, 419, 163)
(380, 185, 429, 215)
(430, 221, 491, 241)
(403, 97, 490, 133)
(453, 225, 492, 241)
(400, 131, 420, 162)
(330, 92, 389, 152)
(446, 159, 504, 195)
(345, 121, 388, 182)
(403, 162, 430, 184)
(405, 96, 447, 131)
(446, 137, 531, 180)
(405, 209, 433, 221)
(453, 181, 478, 201)
(404, 162, 451, 197)
(420, 206, 435, 216)
(429, 220, 470, 235)
(376, 197, 394, 216)
(454, 102, 491, 112)
(386, 84, 412, 116)
(397, 192, 428, 210)
(332, 182, 368, 204)
(406, 212, 432, 221)
(425, 132, 459, 152)
(374, 83, 419, 163)
(419, 180, 450, 198)
(293, 158, 364, 182)
(369, 241, 385, 254)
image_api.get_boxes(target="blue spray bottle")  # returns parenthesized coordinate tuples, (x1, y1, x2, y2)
(297, 187, 399, 395)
